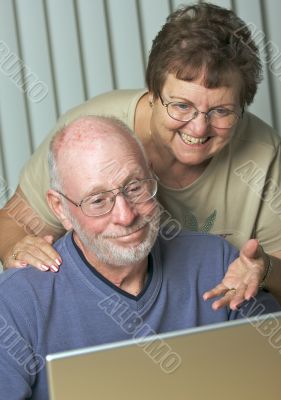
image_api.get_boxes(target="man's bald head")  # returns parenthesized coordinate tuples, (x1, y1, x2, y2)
(48, 115, 149, 192)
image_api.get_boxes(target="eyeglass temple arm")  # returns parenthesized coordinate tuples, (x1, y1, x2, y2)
(57, 191, 81, 208)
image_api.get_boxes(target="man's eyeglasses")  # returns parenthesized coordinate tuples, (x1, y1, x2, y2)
(57, 178, 158, 217)
(159, 94, 241, 129)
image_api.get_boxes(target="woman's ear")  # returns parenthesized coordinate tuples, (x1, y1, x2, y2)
(148, 91, 155, 108)
(46, 189, 73, 231)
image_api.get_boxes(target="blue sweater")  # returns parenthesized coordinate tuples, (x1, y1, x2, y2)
(0, 231, 279, 399)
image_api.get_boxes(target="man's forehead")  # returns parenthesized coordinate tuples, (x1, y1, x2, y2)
(59, 136, 147, 195)
(88, 150, 146, 183)
(98, 156, 146, 183)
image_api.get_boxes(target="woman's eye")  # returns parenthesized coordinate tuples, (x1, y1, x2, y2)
(173, 103, 190, 111)
(213, 108, 231, 116)
(126, 183, 142, 195)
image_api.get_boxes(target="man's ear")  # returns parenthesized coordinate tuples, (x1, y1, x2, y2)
(47, 189, 73, 231)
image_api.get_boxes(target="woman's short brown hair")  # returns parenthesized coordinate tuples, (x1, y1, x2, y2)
(146, 3, 262, 107)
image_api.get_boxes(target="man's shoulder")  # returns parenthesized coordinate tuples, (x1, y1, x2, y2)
(52, 231, 71, 254)
(0, 266, 51, 303)
(154, 230, 239, 279)
(157, 229, 237, 253)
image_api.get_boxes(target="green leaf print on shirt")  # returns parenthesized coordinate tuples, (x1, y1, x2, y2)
(184, 209, 217, 232)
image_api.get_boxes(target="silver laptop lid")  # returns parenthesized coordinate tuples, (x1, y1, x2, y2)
(46, 312, 281, 400)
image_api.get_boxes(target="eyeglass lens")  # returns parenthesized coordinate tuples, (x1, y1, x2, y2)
(82, 179, 157, 216)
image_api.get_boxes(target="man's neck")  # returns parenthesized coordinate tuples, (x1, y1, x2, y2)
(73, 233, 149, 296)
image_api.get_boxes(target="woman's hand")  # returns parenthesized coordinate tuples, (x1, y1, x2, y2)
(3, 235, 62, 272)
(203, 239, 268, 310)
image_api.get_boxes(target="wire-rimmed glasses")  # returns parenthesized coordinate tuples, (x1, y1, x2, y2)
(57, 178, 158, 217)
(159, 94, 241, 129)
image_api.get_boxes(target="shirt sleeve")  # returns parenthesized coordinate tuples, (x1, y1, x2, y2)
(254, 143, 281, 253)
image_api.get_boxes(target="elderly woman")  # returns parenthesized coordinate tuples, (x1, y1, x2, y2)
(1, 3, 281, 309)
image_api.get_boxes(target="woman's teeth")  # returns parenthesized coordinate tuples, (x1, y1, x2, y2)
(180, 132, 209, 145)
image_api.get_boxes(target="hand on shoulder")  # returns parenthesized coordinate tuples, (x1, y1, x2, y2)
(4, 234, 62, 272)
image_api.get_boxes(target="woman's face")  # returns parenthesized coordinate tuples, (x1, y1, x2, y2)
(149, 73, 242, 167)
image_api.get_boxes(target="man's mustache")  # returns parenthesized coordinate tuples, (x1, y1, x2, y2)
(101, 209, 160, 239)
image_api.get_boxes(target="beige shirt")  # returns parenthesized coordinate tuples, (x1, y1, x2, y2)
(20, 89, 281, 252)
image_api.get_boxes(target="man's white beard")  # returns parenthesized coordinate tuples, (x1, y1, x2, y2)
(70, 210, 160, 266)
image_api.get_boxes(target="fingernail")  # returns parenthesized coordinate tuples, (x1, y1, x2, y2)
(41, 264, 49, 271)
(55, 258, 61, 266)
(50, 264, 59, 272)
(20, 262, 27, 267)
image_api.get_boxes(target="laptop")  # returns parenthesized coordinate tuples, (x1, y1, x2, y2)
(46, 311, 281, 400)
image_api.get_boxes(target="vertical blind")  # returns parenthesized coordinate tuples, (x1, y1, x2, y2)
(0, 0, 281, 206)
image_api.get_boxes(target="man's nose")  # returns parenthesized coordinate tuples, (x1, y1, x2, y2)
(111, 194, 138, 225)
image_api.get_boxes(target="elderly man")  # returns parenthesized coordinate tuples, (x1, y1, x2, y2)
(0, 116, 279, 399)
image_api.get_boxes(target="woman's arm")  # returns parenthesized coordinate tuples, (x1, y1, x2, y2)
(0, 186, 64, 271)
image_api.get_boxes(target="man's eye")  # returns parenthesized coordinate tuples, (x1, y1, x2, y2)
(88, 196, 107, 206)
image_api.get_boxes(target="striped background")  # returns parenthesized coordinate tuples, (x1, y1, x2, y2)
(0, 0, 281, 206)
